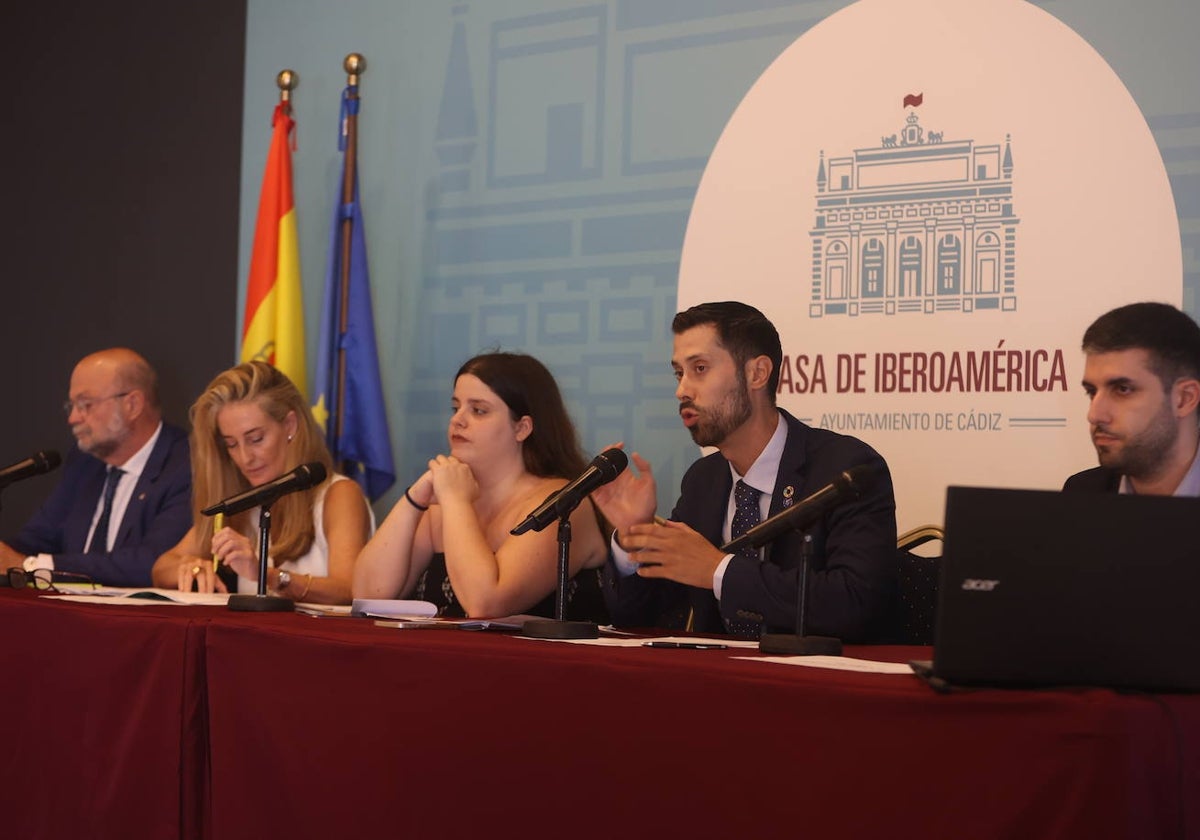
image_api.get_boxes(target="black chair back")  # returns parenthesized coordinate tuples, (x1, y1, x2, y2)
(893, 526, 943, 645)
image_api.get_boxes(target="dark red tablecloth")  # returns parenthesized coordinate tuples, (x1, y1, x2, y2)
(0, 589, 214, 840)
(4, 589, 1196, 839)
(203, 614, 1200, 840)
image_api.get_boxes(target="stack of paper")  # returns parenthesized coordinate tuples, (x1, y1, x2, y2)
(46, 587, 230, 606)
(350, 599, 439, 619)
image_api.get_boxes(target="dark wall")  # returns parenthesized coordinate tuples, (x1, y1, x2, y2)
(0, 1, 246, 534)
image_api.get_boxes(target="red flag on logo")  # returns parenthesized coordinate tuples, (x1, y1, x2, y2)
(903, 92, 923, 108)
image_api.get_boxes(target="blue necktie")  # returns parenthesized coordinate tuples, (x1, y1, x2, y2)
(731, 480, 762, 558)
(725, 480, 764, 638)
(88, 467, 123, 554)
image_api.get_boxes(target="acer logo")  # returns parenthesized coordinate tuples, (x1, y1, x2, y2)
(961, 578, 1000, 592)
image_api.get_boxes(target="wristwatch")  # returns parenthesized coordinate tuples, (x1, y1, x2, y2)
(276, 569, 292, 591)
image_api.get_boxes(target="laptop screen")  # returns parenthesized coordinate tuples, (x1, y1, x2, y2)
(932, 486, 1200, 692)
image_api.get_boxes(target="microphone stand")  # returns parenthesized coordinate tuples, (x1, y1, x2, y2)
(521, 510, 599, 640)
(759, 534, 842, 656)
(228, 502, 295, 612)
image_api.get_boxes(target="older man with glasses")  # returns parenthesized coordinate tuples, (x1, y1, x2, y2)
(0, 348, 191, 585)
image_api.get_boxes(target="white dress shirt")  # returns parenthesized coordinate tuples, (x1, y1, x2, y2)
(25, 422, 163, 572)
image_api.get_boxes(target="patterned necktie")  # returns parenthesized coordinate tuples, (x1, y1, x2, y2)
(731, 480, 762, 558)
(725, 480, 764, 638)
(88, 467, 124, 554)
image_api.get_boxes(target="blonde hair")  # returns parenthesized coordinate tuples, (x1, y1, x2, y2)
(189, 361, 333, 562)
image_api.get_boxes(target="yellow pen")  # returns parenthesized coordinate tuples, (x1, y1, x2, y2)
(212, 512, 225, 574)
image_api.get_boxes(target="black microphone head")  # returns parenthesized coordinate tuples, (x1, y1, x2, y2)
(295, 461, 328, 488)
(0, 449, 62, 490)
(200, 461, 329, 516)
(593, 448, 629, 480)
(837, 462, 882, 497)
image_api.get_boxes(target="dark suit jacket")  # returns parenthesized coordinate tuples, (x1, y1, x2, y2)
(604, 410, 897, 643)
(10, 423, 192, 586)
(1062, 466, 1121, 493)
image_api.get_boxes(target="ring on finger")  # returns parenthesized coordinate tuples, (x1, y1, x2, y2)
(191, 566, 201, 575)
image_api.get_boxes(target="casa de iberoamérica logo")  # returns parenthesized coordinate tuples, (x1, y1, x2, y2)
(809, 93, 1019, 319)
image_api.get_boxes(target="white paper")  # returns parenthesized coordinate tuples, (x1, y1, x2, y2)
(523, 635, 760, 648)
(736, 655, 914, 674)
(350, 598, 438, 619)
(373, 614, 546, 630)
(524, 635, 914, 672)
(295, 603, 353, 616)
(45, 587, 231, 606)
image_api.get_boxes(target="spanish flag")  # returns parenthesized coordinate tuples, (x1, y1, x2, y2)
(242, 103, 306, 396)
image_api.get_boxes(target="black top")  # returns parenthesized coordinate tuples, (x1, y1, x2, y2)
(415, 552, 609, 623)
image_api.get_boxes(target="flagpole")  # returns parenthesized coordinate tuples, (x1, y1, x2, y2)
(315, 52, 395, 500)
(334, 53, 364, 464)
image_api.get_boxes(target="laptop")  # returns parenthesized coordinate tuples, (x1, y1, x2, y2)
(928, 486, 1200, 692)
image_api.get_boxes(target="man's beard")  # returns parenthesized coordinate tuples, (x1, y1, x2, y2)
(1094, 401, 1178, 481)
(684, 374, 753, 448)
(76, 413, 129, 460)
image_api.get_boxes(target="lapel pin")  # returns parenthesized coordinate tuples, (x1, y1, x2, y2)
(783, 485, 795, 507)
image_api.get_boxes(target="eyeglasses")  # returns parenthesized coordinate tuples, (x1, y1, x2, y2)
(62, 392, 131, 416)
(1, 567, 98, 593)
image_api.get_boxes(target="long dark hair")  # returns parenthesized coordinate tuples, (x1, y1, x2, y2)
(455, 352, 587, 479)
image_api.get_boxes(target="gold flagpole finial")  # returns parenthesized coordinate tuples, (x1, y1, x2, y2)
(343, 53, 366, 85)
(276, 69, 298, 105)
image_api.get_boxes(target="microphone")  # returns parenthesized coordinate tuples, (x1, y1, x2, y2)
(721, 462, 881, 554)
(0, 450, 62, 490)
(511, 448, 629, 535)
(201, 462, 327, 517)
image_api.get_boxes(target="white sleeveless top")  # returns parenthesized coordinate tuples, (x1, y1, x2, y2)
(237, 475, 374, 594)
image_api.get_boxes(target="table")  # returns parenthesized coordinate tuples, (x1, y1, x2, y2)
(3, 590, 1196, 839)
(201, 613, 1200, 839)
(0, 589, 214, 840)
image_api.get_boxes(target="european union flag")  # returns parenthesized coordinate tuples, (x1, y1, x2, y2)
(313, 86, 395, 500)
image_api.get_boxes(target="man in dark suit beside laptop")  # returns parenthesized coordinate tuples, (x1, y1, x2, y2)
(592, 301, 897, 642)
(1064, 302, 1200, 497)
(0, 348, 192, 586)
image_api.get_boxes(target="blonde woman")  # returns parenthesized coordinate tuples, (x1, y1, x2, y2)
(153, 361, 372, 603)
